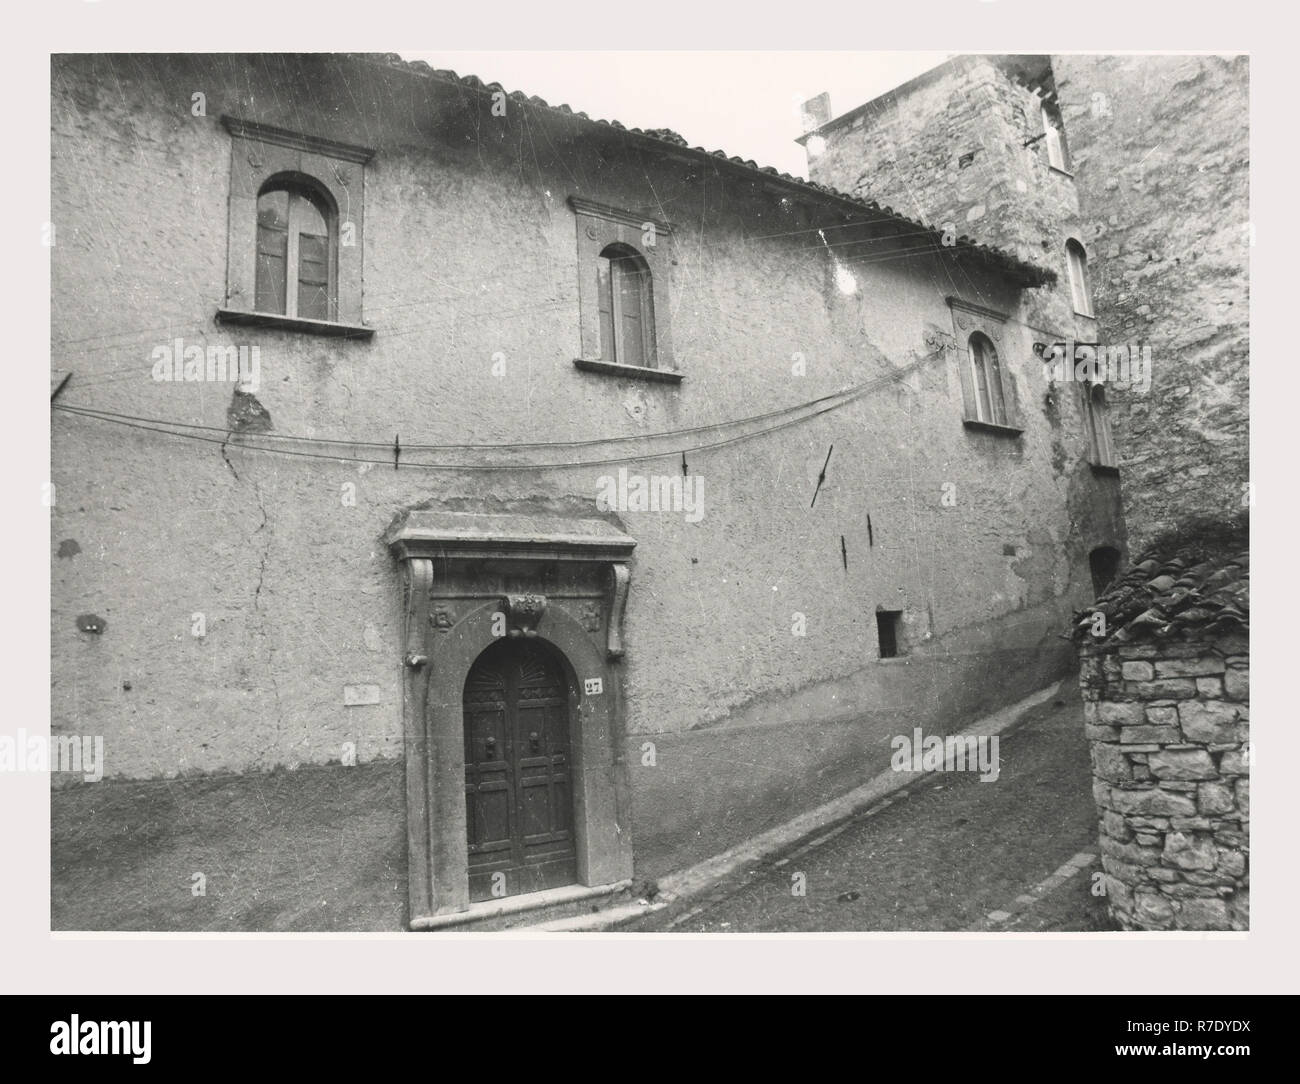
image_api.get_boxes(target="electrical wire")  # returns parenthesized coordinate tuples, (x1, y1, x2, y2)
(54, 361, 922, 451)
(53, 351, 945, 471)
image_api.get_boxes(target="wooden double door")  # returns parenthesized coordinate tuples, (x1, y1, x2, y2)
(462, 640, 578, 902)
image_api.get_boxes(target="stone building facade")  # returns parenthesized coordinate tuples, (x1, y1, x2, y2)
(801, 55, 1087, 335)
(1053, 55, 1250, 553)
(802, 53, 1249, 557)
(797, 52, 1249, 935)
(800, 54, 1125, 596)
(50, 53, 1123, 929)
(1073, 528, 1248, 930)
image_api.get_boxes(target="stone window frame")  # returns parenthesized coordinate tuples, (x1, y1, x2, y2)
(217, 116, 375, 339)
(569, 196, 681, 383)
(946, 296, 1024, 436)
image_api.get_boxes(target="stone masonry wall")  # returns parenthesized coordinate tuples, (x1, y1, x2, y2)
(1053, 55, 1250, 553)
(806, 55, 1089, 350)
(804, 57, 1121, 568)
(1079, 632, 1249, 930)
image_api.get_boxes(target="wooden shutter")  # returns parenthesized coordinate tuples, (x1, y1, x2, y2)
(616, 258, 647, 369)
(596, 256, 615, 362)
(984, 338, 1008, 425)
(255, 189, 289, 314)
(1090, 385, 1115, 466)
(1068, 243, 1092, 316)
(984, 333, 1024, 429)
(639, 264, 657, 367)
(1042, 103, 1070, 171)
(998, 361, 1022, 430)
(972, 340, 994, 422)
(955, 334, 979, 421)
(290, 192, 331, 321)
(296, 230, 330, 320)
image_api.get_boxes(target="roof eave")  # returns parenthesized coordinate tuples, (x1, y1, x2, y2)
(356, 53, 1054, 289)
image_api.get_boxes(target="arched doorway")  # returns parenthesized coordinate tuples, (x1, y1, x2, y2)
(388, 510, 636, 925)
(462, 639, 577, 902)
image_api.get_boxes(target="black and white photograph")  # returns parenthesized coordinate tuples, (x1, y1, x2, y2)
(2, 0, 1292, 1052)
(45, 46, 1250, 935)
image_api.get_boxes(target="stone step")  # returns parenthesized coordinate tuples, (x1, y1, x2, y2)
(411, 880, 641, 932)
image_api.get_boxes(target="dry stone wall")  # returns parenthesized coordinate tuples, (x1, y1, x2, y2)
(1079, 631, 1248, 930)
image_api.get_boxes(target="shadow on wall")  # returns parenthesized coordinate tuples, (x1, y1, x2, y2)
(51, 761, 409, 932)
(628, 611, 1076, 879)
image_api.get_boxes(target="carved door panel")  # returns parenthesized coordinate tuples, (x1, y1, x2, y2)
(463, 640, 577, 902)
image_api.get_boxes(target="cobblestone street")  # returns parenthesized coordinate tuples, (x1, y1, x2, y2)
(622, 686, 1116, 932)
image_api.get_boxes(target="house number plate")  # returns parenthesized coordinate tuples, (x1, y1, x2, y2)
(584, 678, 603, 695)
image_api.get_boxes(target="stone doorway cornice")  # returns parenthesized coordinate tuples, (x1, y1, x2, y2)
(385, 508, 637, 564)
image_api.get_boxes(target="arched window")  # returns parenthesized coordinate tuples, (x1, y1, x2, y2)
(1089, 545, 1121, 599)
(255, 177, 336, 321)
(1088, 383, 1116, 468)
(967, 332, 1007, 426)
(597, 243, 656, 368)
(1066, 238, 1093, 317)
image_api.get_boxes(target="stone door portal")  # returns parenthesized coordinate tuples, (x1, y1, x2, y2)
(463, 640, 578, 902)
(384, 507, 637, 927)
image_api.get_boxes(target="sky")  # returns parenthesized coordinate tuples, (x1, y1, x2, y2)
(400, 52, 953, 179)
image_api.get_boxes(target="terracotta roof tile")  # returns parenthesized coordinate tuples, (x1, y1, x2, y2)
(1073, 532, 1249, 647)
(354, 53, 1054, 288)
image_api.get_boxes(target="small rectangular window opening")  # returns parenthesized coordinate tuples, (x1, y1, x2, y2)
(876, 610, 903, 659)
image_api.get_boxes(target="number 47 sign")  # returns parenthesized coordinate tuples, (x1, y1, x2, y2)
(584, 678, 603, 696)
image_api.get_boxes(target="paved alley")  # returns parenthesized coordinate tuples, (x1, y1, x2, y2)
(621, 687, 1116, 932)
